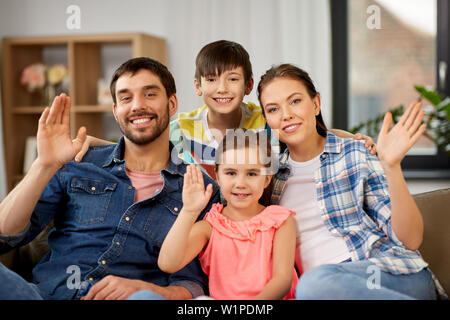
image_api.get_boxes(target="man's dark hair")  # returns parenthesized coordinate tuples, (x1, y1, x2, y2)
(110, 57, 176, 104)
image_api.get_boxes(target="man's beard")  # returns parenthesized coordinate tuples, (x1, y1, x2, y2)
(118, 104, 170, 145)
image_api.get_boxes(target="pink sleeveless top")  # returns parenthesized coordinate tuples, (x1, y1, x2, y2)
(199, 203, 298, 300)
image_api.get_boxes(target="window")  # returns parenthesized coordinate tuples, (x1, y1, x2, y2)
(331, 0, 449, 175)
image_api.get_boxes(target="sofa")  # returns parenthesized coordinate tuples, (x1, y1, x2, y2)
(1, 188, 449, 295)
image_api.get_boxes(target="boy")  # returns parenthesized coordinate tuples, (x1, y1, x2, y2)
(169, 40, 266, 179)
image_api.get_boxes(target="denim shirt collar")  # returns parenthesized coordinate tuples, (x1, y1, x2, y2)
(101, 137, 186, 190)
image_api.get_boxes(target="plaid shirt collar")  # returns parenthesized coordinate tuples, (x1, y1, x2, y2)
(273, 131, 338, 204)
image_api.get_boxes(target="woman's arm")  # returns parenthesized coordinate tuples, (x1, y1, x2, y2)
(253, 215, 297, 300)
(375, 101, 426, 250)
(158, 164, 213, 273)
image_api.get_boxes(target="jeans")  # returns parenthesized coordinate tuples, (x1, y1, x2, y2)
(296, 260, 437, 300)
(0, 262, 43, 300)
(127, 290, 166, 300)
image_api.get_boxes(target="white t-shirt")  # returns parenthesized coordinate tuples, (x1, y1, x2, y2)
(280, 155, 350, 274)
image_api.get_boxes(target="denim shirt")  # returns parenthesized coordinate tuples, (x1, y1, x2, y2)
(0, 137, 220, 300)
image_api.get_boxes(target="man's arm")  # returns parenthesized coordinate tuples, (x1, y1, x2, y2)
(0, 94, 86, 235)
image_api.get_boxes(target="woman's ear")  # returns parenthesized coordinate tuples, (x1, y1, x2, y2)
(194, 78, 203, 96)
(313, 93, 321, 116)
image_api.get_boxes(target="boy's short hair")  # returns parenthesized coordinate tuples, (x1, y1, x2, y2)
(194, 40, 253, 85)
(110, 57, 176, 104)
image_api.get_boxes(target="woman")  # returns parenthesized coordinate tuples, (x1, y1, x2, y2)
(257, 63, 446, 299)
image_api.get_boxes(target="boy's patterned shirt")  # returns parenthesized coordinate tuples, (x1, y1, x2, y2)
(169, 102, 266, 179)
(271, 131, 447, 299)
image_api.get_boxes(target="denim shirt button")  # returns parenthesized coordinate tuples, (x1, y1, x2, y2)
(125, 217, 130, 222)
(118, 167, 122, 171)
(174, 207, 179, 212)
(128, 186, 132, 190)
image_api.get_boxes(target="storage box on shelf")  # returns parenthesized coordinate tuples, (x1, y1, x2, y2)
(2, 33, 167, 191)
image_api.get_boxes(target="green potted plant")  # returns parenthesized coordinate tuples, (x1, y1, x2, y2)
(350, 86, 450, 155)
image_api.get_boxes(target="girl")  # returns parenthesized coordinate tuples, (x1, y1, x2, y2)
(157, 130, 298, 300)
(256, 63, 446, 299)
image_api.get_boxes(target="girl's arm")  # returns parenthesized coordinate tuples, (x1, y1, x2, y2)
(375, 101, 426, 250)
(158, 216, 211, 274)
(158, 164, 213, 273)
(74, 135, 114, 162)
(253, 215, 297, 300)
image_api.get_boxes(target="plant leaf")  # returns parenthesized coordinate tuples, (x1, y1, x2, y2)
(414, 85, 442, 105)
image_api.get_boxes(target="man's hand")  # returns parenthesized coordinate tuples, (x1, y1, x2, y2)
(36, 93, 86, 170)
(376, 100, 426, 170)
(80, 275, 193, 300)
(81, 275, 147, 300)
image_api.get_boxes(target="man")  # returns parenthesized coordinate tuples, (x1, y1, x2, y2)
(0, 57, 219, 300)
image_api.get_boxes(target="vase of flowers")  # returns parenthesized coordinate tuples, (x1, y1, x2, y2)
(20, 63, 46, 99)
(46, 65, 68, 105)
(20, 63, 68, 106)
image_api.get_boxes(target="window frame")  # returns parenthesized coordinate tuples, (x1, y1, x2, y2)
(331, 0, 450, 177)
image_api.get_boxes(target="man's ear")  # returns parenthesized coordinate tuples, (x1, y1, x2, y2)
(112, 104, 119, 122)
(168, 94, 178, 117)
(245, 78, 254, 95)
(313, 93, 321, 116)
(194, 78, 203, 96)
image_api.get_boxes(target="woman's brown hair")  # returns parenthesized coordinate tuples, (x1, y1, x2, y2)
(257, 63, 328, 137)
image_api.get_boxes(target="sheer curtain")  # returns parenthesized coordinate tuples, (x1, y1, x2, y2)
(164, 0, 332, 121)
(0, 0, 331, 199)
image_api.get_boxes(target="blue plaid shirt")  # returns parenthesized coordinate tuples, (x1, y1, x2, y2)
(271, 132, 447, 299)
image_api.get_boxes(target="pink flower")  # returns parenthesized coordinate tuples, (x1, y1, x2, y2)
(21, 63, 46, 92)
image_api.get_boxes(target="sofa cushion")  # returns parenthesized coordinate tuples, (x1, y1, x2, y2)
(414, 188, 450, 294)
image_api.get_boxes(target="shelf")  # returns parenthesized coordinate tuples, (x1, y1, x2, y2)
(12, 106, 46, 114)
(10, 105, 113, 114)
(2, 33, 167, 191)
(73, 105, 113, 113)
